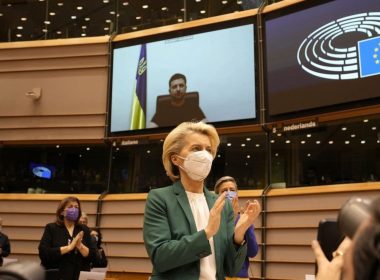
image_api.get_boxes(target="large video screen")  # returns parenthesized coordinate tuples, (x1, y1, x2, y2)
(265, 0, 380, 118)
(110, 19, 257, 134)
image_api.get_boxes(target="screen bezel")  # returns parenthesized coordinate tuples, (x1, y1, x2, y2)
(262, 0, 380, 122)
(107, 15, 259, 137)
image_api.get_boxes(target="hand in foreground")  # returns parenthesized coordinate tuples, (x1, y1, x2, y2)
(312, 237, 352, 280)
(205, 192, 226, 239)
(234, 200, 261, 244)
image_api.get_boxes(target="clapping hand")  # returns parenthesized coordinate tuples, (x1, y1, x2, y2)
(73, 231, 84, 250)
(234, 200, 261, 244)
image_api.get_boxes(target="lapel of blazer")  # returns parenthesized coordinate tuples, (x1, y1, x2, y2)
(173, 181, 197, 233)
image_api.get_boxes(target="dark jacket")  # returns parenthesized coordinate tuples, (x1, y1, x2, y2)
(0, 231, 11, 266)
(38, 223, 97, 280)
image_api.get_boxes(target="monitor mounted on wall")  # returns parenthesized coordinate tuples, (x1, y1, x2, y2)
(108, 16, 258, 136)
(264, 0, 380, 120)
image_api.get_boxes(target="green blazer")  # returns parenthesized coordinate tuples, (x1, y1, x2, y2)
(143, 181, 247, 280)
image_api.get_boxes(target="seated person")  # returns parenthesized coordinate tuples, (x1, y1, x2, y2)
(150, 73, 206, 127)
(89, 229, 108, 268)
(79, 213, 108, 268)
(0, 217, 11, 267)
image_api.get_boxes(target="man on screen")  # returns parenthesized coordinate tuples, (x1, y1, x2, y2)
(150, 73, 206, 127)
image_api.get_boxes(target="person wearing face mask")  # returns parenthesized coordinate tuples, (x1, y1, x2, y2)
(143, 121, 261, 280)
(38, 196, 97, 280)
(0, 217, 11, 267)
(214, 176, 259, 280)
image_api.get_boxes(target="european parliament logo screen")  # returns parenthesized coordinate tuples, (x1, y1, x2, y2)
(265, 0, 380, 117)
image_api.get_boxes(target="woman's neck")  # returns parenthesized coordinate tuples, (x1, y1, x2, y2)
(64, 220, 75, 229)
(181, 175, 204, 193)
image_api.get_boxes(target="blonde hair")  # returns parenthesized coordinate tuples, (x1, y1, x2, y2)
(162, 122, 220, 181)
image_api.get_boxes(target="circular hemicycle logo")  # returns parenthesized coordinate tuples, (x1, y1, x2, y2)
(297, 12, 380, 80)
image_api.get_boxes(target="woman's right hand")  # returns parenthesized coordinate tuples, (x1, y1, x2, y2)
(204, 192, 226, 239)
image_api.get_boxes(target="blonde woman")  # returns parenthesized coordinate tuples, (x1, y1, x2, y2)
(143, 122, 261, 280)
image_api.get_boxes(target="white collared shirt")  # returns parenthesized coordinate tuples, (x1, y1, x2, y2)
(186, 191, 217, 280)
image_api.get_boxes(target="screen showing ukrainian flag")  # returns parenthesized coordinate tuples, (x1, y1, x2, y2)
(110, 22, 256, 133)
(265, 0, 380, 117)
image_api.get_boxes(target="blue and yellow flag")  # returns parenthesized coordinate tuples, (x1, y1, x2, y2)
(358, 36, 380, 78)
(130, 44, 147, 130)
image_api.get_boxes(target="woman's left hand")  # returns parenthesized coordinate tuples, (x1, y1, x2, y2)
(234, 200, 261, 244)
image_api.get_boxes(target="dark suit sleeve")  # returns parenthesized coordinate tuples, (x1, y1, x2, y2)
(38, 224, 62, 268)
(143, 190, 211, 273)
(1, 235, 10, 257)
(224, 203, 248, 277)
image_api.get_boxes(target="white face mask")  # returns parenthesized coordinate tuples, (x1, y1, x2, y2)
(178, 150, 213, 181)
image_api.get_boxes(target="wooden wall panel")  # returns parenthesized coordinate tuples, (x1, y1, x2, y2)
(0, 38, 109, 143)
(1, 184, 380, 279)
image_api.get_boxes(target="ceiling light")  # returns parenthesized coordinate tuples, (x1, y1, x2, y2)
(328, 140, 334, 144)
(17, 26, 23, 30)
(237, 0, 243, 3)
(147, 150, 151, 154)
(255, 144, 260, 147)
(122, 2, 129, 6)
(21, 17, 27, 21)
(0, 13, 3, 17)
(85, 17, 90, 21)
(57, 2, 63, 6)
(222, 0, 228, 4)
(275, 153, 279, 157)
(241, 143, 246, 147)
(136, 16, 141, 20)
(71, 15, 77, 20)
(217, 154, 221, 158)
(104, 27, 109, 31)
(277, 133, 282, 137)
(196, 0, 201, 2)
(200, 10, 206, 14)
(345, 140, 350, 144)
(86, 147, 90, 151)
(246, 137, 251, 141)
(307, 153, 311, 157)
(110, 11, 115, 14)
(341, 127, 347, 131)
(16, 34, 22, 38)
(49, 12, 56, 16)
(132, 26, 138, 30)
(286, 140, 291, 144)
(142, 4, 149, 8)
(361, 140, 366, 144)
(301, 140, 306, 144)
(246, 155, 251, 158)
(82, 26, 87, 29)
(363, 119, 369, 123)
(161, 7, 168, 11)
(227, 143, 232, 147)
(316, 140, 321, 144)
(103, 0, 109, 3)
(56, 145, 60, 148)
(372, 126, 377, 130)
(307, 134, 311, 138)
(180, 8, 185, 12)
(56, 31, 62, 34)
(77, 6, 83, 10)
(42, 29, 48, 33)
(270, 140, 275, 143)
(177, 18, 183, 22)
(105, 19, 111, 23)
(44, 21, 51, 24)
(351, 134, 356, 138)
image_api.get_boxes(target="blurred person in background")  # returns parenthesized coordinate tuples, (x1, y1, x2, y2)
(0, 217, 11, 267)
